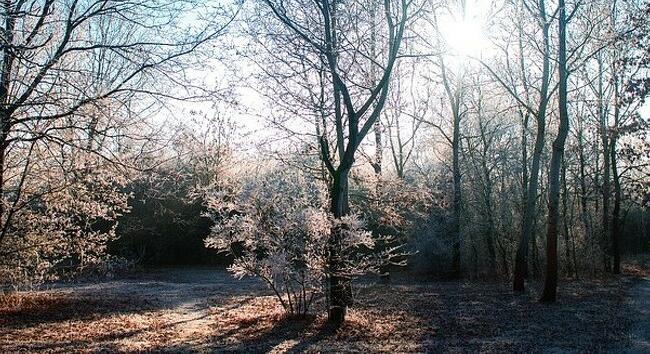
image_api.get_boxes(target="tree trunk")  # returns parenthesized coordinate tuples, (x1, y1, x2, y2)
(598, 54, 612, 273)
(611, 140, 621, 274)
(561, 161, 573, 277)
(513, 0, 550, 291)
(451, 107, 462, 276)
(540, 0, 569, 303)
(610, 78, 622, 274)
(577, 121, 592, 263)
(328, 168, 352, 325)
(439, 54, 463, 277)
(514, 118, 545, 290)
(0, 131, 5, 246)
(0, 2, 14, 248)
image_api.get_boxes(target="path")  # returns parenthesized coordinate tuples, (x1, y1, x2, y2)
(625, 272, 650, 353)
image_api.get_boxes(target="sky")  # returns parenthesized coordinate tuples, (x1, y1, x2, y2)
(155, 0, 650, 157)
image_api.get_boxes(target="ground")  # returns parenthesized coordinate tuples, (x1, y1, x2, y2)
(1, 261, 648, 353)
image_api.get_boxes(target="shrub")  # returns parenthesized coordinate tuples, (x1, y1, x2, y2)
(204, 168, 401, 316)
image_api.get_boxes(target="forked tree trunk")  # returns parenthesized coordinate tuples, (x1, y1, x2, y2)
(540, 0, 569, 303)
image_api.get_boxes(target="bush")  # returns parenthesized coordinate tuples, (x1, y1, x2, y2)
(204, 168, 402, 316)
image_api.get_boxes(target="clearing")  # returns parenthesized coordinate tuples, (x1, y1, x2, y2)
(1, 263, 648, 353)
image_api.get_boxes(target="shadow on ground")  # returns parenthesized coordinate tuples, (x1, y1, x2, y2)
(1, 263, 648, 353)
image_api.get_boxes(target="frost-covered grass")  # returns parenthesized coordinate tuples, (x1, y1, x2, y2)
(0, 267, 644, 353)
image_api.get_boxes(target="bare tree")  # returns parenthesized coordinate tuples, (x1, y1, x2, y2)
(0, 0, 234, 283)
(540, 0, 571, 303)
(252, 0, 414, 324)
(478, 0, 554, 291)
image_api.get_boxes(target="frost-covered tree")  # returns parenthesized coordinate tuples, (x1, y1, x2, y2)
(0, 0, 235, 286)
(204, 168, 406, 316)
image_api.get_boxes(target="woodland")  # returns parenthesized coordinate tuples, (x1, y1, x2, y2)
(0, 0, 649, 352)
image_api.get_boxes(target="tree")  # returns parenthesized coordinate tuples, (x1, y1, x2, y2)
(252, 0, 413, 324)
(204, 167, 408, 316)
(385, 60, 426, 179)
(611, 0, 650, 273)
(479, 0, 554, 291)
(0, 0, 234, 285)
(540, 0, 571, 303)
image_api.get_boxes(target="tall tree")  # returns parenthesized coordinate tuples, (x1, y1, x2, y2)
(258, 0, 411, 324)
(479, 0, 553, 291)
(540, 0, 571, 303)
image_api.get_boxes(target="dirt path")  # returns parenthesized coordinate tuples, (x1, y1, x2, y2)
(624, 273, 650, 353)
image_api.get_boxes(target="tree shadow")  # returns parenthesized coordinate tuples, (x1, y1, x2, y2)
(11, 312, 214, 353)
(195, 314, 337, 353)
(1, 268, 265, 328)
(0, 290, 156, 328)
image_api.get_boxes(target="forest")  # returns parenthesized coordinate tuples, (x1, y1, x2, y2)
(0, 0, 649, 352)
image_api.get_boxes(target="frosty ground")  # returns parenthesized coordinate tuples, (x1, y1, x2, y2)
(1, 262, 649, 353)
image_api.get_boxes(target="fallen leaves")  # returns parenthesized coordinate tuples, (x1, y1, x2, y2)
(0, 266, 645, 353)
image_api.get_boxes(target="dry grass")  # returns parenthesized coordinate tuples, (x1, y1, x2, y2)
(0, 265, 646, 353)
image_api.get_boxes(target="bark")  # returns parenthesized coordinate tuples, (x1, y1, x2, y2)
(540, 0, 569, 303)
(598, 54, 612, 273)
(328, 168, 352, 325)
(452, 108, 462, 276)
(611, 140, 621, 274)
(513, 0, 551, 292)
(577, 121, 592, 257)
(439, 56, 463, 277)
(0, 2, 14, 248)
(0, 130, 5, 246)
(610, 76, 621, 274)
(561, 160, 574, 277)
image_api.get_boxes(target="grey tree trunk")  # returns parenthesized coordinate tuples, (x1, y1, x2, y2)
(611, 138, 621, 274)
(611, 76, 622, 274)
(540, 0, 569, 303)
(328, 168, 352, 324)
(452, 107, 462, 276)
(598, 54, 612, 273)
(577, 120, 592, 275)
(438, 55, 463, 277)
(513, 0, 551, 292)
(561, 160, 574, 277)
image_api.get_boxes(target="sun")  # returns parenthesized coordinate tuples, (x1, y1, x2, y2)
(439, 16, 489, 57)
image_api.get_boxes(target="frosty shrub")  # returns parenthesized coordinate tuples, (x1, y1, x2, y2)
(0, 150, 130, 289)
(204, 168, 402, 316)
